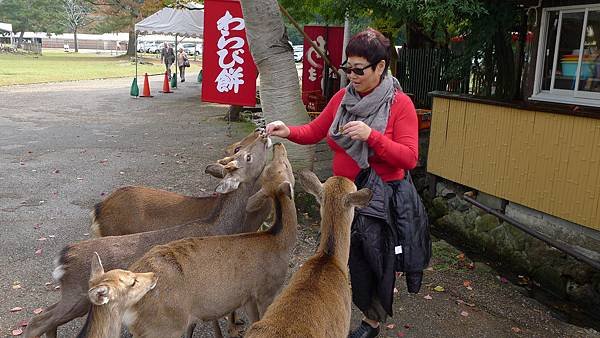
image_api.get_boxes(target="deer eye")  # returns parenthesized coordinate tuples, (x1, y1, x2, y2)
(131, 278, 137, 287)
(246, 154, 252, 162)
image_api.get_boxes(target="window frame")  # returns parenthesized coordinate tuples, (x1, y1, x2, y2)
(532, 3, 600, 106)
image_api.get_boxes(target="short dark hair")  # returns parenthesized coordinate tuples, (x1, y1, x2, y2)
(345, 28, 391, 75)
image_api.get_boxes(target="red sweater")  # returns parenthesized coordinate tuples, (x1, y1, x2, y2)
(288, 88, 419, 182)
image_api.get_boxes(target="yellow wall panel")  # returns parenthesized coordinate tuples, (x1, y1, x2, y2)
(428, 97, 600, 231)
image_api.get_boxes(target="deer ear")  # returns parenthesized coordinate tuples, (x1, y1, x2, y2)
(89, 285, 110, 306)
(205, 163, 226, 178)
(90, 252, 104, 279)
(215, 177, 241, 194)
(297, 170, 322, 204)
(344, 188, 373, 208)
(246, 188, 269, 213)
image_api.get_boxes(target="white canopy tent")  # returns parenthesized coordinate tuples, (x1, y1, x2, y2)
(134, 3, 204, 83)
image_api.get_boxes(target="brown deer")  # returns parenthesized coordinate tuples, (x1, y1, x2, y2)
(24, 134, 272, 338)
(76, 252, 157, 338)
(245, 171, 372, 338)
(124, 143, 298, 338)
(90, 130, 268, 237)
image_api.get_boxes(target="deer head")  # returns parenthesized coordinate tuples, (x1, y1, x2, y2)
(88, 252, 157, 310)
(211, 129, 272, 194)
(246, 142, 295, 212)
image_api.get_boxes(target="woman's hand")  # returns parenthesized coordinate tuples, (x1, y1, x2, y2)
(342, 121, 372, 141)
(266, 120, 290, 138)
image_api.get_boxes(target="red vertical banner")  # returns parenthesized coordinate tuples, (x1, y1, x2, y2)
(302, 25, 344, 111)
(202, 0, 257, 106)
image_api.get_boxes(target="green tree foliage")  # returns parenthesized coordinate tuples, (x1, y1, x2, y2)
(0, 0, 64, 34)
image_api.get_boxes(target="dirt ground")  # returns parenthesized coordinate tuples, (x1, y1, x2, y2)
(0, 75, 598, 337)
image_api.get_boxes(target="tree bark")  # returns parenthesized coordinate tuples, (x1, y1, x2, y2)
(239, 0, 313, 171)
(74, 29, 79, 52)
(126, 29, 136, 56)
(17, 31, 24, 49)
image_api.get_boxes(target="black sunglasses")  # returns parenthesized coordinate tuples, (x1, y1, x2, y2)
(340, 62, 373, 76)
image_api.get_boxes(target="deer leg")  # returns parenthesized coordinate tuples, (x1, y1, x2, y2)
(243, 301, 260, 324)
(24, 297, 89, 338)
(183, 322, 196, 338)
(227, 311, 244, 337)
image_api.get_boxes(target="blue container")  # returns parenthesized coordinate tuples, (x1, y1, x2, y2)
(561, 61, 594, 79)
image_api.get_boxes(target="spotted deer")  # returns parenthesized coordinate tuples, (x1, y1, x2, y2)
(90, 130, 266, 237)
(245, 171, 372, 338)
(76, 252, 157, 338)
(124, 143, 298, 338)
(24, 134, 272, 338)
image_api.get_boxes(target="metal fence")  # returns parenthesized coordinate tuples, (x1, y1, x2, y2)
(395, 48, 471, 109)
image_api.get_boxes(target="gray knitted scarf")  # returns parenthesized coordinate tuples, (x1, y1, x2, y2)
(329, 75, 402, 168)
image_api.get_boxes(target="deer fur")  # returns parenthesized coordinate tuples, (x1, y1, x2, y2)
(245, 171, 372, 338)
(24, 135, 272, 338)
(90, 130, 267, 237)
(124, 143, 297, 338)
(76, 253, 157, 338)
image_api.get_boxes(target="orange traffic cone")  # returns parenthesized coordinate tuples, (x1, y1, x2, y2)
(140, 73, 153, 98)
(160, 71, 173, 93)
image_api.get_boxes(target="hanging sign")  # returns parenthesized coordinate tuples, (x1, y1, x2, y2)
(202, 0, 257, 106)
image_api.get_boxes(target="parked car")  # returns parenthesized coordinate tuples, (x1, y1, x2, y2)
(147, 42, 162, 54)
(292, 45, 303, 62)
(181, 42, 202, 56)
(137, 42, 146, 53)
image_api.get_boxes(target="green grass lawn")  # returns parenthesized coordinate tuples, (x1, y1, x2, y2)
(0, 51, 198, 86)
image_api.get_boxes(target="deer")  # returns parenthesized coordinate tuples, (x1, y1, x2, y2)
(245, 171, 372, 338)
(24, 133, 272, 338)
(76, 253, 157, 338)
(123, 142, 298, 338)
(90, 130, 266, 237)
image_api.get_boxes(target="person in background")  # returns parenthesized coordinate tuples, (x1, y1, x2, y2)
(161, 42, 175, 79)
(266, 28, 431, 338)
(178, 47, 189, 83)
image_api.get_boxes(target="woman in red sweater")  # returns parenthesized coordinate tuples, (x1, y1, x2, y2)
(267, 29, 430, 338)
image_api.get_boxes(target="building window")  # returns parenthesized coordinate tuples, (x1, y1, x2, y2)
(533, 5, 600, 106)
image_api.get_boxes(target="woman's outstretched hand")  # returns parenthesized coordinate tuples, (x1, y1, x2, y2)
(266, 120, 291, 138)
(342, 121, 371, 141)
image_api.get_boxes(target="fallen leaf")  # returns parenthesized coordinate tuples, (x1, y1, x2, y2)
(34, 249, 42, 255)
(83, 233, 89, 236)
(386, 324, 395, 329)
(466, 286, 473, 291)
(457, 253, 465, 261)
(404, 324, 412, 329)
(10, 307, 23, 312)
(460, 311, 469, 317)
(44, 282, 52, 286)
(500, 277, 508, 284)
(99, 159, 108, 164)
(397, 332, 405, 337)
(456, 299, 476, 307)
(33, 223, 41, 229)
(511, 327, 521, 333)
(463, 280, 472, 287)
(424, 294, 433, 300)
(11, 328, 23, 336)
(393, 288, 399, 294)
(33, 308, 43, 314)
(12, 284, 21, 290)
(467, 262, 475, 270)
(76, 177, 83, 180)
(54, 285, 61, 290)
(434, 285, 445, 292)
(48, 235, 55, 238)
(38, 237, 47, 241)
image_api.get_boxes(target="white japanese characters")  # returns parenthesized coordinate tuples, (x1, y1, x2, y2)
(215, 10, 246, 93)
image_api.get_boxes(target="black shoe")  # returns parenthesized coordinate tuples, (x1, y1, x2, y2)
(348, 321, 380, 338)
(181, 79, 185, 82)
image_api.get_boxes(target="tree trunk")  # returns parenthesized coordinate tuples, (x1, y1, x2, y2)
(74, 29, 79, 53)
(17, 31, 24, 48)
(126, 30, 136, 56)
(239, 0, 313, 171)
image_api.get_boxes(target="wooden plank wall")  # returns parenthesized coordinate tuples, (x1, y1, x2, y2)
(428, 97, 600, 231)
